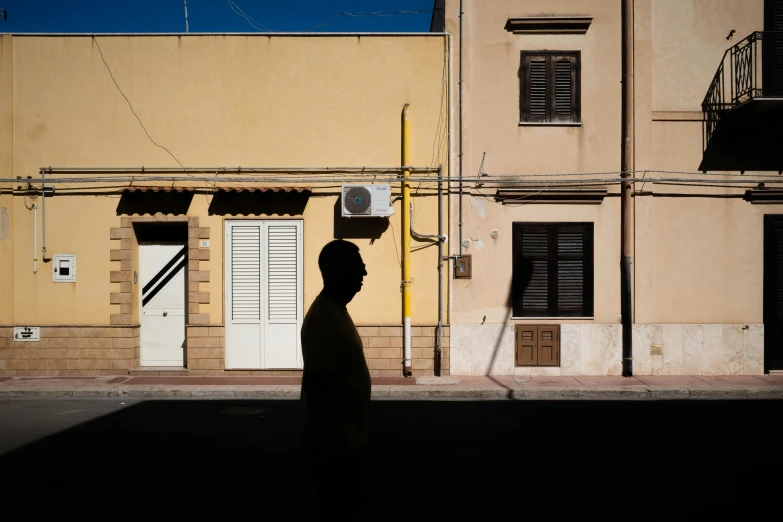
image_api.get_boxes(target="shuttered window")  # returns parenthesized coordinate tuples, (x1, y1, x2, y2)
(521, 52, 580, 124)
(267, 224, 299, 321)
(231, 225, 261, 321)
(512, 223, 593, 317)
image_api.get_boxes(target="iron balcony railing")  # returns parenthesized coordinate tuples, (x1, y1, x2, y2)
(702, 31, 783, 149)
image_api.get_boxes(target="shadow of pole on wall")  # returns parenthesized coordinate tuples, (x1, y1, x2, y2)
(484, 258, 533, 399)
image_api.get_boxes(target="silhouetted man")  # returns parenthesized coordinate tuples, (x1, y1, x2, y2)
(300, 240, 371, 519)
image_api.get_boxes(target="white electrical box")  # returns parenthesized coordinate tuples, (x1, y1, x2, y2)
(14, 326, 40, 342)
(53, 254, 76, 282)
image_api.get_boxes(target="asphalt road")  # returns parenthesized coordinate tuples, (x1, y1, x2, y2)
(0, 398, 779, 519)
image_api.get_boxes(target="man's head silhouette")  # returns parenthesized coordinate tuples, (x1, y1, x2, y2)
(318, 240, 367, 306)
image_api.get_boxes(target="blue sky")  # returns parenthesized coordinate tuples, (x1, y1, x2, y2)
(0, 0, 435, 33)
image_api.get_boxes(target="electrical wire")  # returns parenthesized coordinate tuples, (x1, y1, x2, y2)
(387, 213, 402, 268)
(412, 39, 449, 228)
(226, 0, 274, 32)
(92, 35, 218, 202)
(225, 1, 432, 33)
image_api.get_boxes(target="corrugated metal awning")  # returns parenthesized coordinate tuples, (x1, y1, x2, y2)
(123, 186, 311, 193)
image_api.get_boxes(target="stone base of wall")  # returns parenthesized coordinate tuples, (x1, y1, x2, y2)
(358, 325, 450, 377)
(1, 324, 449, 377)
(451, 323, 763, 377)
(185, 325, 450, 377)
(0, 326, 140, 376)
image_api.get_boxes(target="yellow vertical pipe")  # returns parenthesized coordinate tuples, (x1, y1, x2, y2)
(401, 104, 413, 377)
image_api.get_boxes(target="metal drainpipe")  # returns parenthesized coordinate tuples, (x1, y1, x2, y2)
(41, 168, 48, 262)
(458, 0, 464, 257)
(437, 165, 444, 376)
(621, 0, 634, 377)
(33, 202, 37, 274)
(408, 166, 446, 376)
(401, 104, 413, 377)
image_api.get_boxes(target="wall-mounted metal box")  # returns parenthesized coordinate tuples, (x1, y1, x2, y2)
(53, 254, 76, 282)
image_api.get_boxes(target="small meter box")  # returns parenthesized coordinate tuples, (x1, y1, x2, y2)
(53, 254, 76, 282)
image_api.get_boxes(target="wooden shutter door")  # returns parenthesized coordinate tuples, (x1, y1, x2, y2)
(263, 221, 303, 369)
(513, 224, 551, 316)
(537, 326, 560, 366)
(516, 326, 538, 366)
(225, 222, 263, 369)
(555, 225, 593, 317)
(522, 54, 549, 122)
(552, 55, 577, 123)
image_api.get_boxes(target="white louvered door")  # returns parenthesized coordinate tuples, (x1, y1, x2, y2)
(225, 220, 303, 369)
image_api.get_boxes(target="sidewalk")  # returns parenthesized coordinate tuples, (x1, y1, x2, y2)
(1, 374, 783, 399)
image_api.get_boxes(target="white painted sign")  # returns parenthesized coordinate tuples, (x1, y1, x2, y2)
(14, 326, 40, 342)
(199, 240, 210, 248)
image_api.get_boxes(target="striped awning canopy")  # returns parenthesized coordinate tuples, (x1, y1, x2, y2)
(123, 186, 311, 193)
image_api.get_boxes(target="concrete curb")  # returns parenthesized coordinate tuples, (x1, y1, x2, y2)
(2, 385, 783, 400)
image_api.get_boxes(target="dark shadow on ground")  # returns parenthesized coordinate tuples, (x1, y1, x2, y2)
(0, 399, 780, 519)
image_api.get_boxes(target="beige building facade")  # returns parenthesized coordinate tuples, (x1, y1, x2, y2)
(3, 0, 783, 379)
(434, 0, 782, 376)
(0, 34, 450, 377)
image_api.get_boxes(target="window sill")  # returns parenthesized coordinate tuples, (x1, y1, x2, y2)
(519, 122, 582, 127)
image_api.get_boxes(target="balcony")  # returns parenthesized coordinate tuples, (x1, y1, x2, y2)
(701, 31, 783, 172)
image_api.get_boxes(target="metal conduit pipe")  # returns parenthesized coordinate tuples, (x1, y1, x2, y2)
(8, 176, 781, 185)
(33, 202, 37, 274)
(40, 168, 48, 262)
(458, 0, 464, 257)
(436, 165, 444, 377)
(39, 166, 438, 173)
(401, 105, 413, 378)
(408, 166, 447, 376)
(621, 0, 634, 377)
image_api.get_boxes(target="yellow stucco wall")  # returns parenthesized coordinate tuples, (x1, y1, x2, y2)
(0, 37, 14, 325)
(1, 34, 448, 326)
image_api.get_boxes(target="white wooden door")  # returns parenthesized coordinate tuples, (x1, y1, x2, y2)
(225, 220, 303, 369)
(139, 243, 187, 366)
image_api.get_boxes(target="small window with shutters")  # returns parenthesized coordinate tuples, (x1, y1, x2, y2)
(520, 51, 580, 124)
(515, 325, 560, 367)
(512, 223, 594, 318)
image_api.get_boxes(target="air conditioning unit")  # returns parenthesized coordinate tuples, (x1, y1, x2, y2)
(341, 184, 394, 217)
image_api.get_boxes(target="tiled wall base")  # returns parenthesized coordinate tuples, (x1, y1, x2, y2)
(632, 324, 763, 376)
(0, 326, 140, 376)
(2, 324, 449, 377)
(451, 324, 764, 376)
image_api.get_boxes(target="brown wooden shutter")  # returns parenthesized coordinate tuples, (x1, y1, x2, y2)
(516, 326, 538, 366)
(513, 224, 551, 316)
(555, 225, 592, 317)
(553, 56, 577, 123)
(766, 217, 783, 323)
(765, 0, 783, 96)
(537, 325, 560, 366)
(522, 54, 549, 123)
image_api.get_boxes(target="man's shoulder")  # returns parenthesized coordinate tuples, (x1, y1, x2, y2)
(303, 295, 340, 328)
